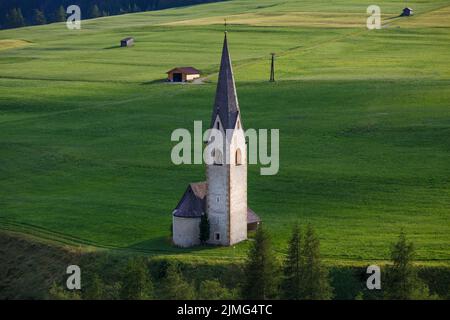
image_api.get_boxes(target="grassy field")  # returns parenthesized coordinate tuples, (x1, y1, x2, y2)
(0, 0, 449, 265)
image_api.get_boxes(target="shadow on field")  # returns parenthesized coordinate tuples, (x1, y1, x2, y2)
(141, 79, 166, 85)
(127, 236, 222, 254)
(104, 45, 121, 50)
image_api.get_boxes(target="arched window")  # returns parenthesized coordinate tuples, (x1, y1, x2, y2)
(235, 149, 242, 166)
(214, 149, 223, 166)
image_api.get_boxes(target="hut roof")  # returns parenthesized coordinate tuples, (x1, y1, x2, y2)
(166, 67, 201, 74)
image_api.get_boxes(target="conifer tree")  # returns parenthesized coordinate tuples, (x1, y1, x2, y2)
(90, 5, 101, 18)
(83, 274, 104, 300)
(54, 6, 66, 22)
(120, 258, 154, 300)
(198, 279, 235, 300)
(281, 223, 302, 299)
(300, 224, 332, 300)
(48, 282, 81, 300)
(33, 9, 47, 25)
(384, 232, 431, 299)
(199, 213, 210, 244)
(242, 226, 278, 299)
(6, 8, 25, 29)
(161, 263, 196, 299)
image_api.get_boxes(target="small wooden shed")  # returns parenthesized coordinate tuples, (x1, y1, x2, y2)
(120, 37, 134, 47)
(401, 7, 413, 16)
(167, 67, 201, 82)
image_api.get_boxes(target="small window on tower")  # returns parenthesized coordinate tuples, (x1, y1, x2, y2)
(237, 121, 240, 129)
(216, 196, 220, 203)
(235, 148, 242, 166)
(215, 233, 221, 241)
(216, 122, 220, 130)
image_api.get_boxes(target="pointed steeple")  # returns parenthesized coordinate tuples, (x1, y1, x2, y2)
(210, 32, 240, 130)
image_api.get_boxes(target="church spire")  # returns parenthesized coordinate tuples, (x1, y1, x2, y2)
(210, 32, 240, 130)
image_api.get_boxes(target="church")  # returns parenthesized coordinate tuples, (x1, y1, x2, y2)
(172, 33, 261, 247)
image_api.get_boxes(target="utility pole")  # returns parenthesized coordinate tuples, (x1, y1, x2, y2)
(270, 53, 275, 82)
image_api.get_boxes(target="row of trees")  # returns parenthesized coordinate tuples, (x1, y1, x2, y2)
(244, 225, 437, 300)
(50, 258, 237, 300)
(243, 225, 333, 300)
(0, 1, 224, 30)
(49, 226, 436, 300)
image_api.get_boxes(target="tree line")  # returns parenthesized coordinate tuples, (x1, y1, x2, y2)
(49, 226, 440, 300)
(0, 0, 225, 29)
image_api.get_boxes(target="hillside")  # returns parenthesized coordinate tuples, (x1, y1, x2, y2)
(0, 0, 225, 29)
(0, 0, 449, 265)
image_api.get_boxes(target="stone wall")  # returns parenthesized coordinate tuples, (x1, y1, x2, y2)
(229, 124, 247, 245)
(173, 216, 201, 247)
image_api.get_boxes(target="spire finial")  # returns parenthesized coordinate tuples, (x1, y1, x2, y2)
(224, 18, 227, 33)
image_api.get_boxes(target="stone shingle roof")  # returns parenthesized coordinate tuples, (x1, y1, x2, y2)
(210, 33, 240, 130)
(247, 208, 260, 224)
(173, 182, 261, 225)
(173, 182, 206, 218)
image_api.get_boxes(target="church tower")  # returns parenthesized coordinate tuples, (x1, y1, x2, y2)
(206, 32, 248, 246)
(172, 32, 260, 248)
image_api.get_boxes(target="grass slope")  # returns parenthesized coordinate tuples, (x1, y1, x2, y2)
(0, 0, 449, 265)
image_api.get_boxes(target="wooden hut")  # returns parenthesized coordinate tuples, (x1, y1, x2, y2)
(401, 7, 413, 16)
(167, 67, 201, 82)
(120, 37, 134, 47)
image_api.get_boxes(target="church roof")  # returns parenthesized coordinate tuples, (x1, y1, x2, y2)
(173, 182, 207, 218)
(173, 182, 261, 225)
(210, 32, 240, 130)
(247, 208, 260, 224)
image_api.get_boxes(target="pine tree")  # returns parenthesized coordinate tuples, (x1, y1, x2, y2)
(198, 279, 235, 300)
(384, 232, 431, 299)
(54, 6, 66, 22)
(33, 9, 47, 25)
(83, 274, 104, 300)
(160, 263, 196, 299)
(90, 5, 101, 18)
(15, 8, 25, 27)
(300, 224, 332, 300)
(281, 223, 302, 299)
(242, 226, 278, 299)
(199, 213, 210, 244)
(5, 8, 25, 29)
(48, 282, 81, 300)
(132, 4, 141, 12)
(120, 258, 154, 300)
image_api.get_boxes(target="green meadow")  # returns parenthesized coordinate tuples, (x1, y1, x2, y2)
(0, 0, 449, 265)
